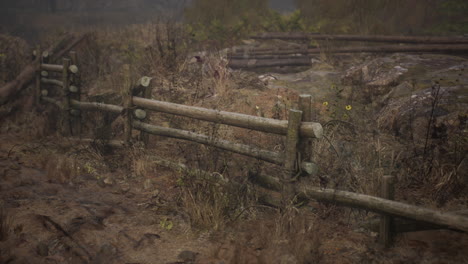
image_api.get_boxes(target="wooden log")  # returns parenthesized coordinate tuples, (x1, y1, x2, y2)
(69, 51, 81, 137)
(229, 54, 312, 60)
(299, 186, 468, 233)
(132, 121, 284, 164)
(51, 34, 89, 62)
(0, 62, 39, 105)
(379, 175, 395, 247)
(252, 33, 468, 44)
(41, 63, 64, 72)
(248, 170, 282, 192)
(42, 96, 63, 108)
(283, 109, 302, 202)
(229, 58, 312, 69)
(132, 97, 323, 139)
(0, 33, 88, 106)
(362, 210, 468, 233)
(138, 77, 153, 146)
(61, 58, 71, 136)
(70, 99, 124, 114)
(123, 65, 133, 145)
(35, 46, 42, 106)
(230, 44, 468, 57)
(40, 78, 64, 87)
(299, 95, 313, 162)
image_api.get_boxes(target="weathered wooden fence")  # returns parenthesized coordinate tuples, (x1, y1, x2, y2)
(36, 50, 468, 247)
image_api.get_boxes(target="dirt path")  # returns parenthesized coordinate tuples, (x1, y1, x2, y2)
(0, 134, 212, 264)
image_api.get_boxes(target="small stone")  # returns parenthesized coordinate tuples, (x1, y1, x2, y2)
(103, 177, 114, 186)
(9, 164, 20, 171)
(178, 250, 198, 262)
(120, 184, 130, 193)
(143, 179, 153, 190)
(151, 189, 160, 198)
(97, 178, 106, 188)
(37, 241, 49, 256)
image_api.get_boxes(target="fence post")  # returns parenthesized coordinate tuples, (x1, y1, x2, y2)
(283, 109, 303, 204)
(134, 76, 152, 146)
(61, 58, 71, 136)
(35, 46, 42, 106)
(123, 65, 133, 145)
(69, 51, 81, 137)
(379, 175, 395, 247)
(299, 94, 313, 159)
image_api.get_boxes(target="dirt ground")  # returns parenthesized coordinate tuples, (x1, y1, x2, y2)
(1, 128, 468, 263)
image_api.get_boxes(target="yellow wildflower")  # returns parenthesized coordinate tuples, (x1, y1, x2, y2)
(345, 105, 352, 111)
(323, 101, 329, 106)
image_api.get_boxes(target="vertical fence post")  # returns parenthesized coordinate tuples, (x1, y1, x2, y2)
(123, 65, 133, 145)
(35, 46, 42, 106)
(283, 109, 303, 204)
(379, 175, 395, 247)
(61, 58, 71, 136)
(69, 51, 81, 137)
(299, 94, 313, 161)
(138, 77, 152, 146)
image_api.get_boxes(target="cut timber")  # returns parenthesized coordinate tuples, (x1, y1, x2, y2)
(379, 175, 395, 247)
(252, 33, 468, 44)
(299, 187, 468, 233)
(230, 44, 468, 57)
(42, 96, 63, 108)
(362, 210, 468, 233)
(229, 58, 311, 69)
(133, 121, 284, 164)
(41, 63, 64, 72)
(283, 109, 302, 201)
(70, 99, 124, 114)
(133, 97, 323, 139)
(229, 54, 313, 60)
(41, 78, 63, 87)
(0, 34, 88, 106)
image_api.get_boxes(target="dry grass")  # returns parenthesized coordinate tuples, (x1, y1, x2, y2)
(45, 154, 79, 184)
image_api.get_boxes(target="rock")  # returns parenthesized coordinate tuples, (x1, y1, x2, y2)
(103, 176, 114, 186)
(37, 241, 49, 256)
(143, 179, 154, 190)
(178, 250, 198, 262)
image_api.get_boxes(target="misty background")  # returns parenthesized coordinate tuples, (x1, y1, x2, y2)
(0, 0, 466, 43)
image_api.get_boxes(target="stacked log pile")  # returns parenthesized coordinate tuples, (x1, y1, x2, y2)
(228, 33, 468, 69)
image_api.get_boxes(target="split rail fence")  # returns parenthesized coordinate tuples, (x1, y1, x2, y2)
(35, 50, 468, 247)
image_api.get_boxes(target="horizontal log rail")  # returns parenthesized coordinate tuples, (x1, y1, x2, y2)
(133, 97, 323, 139)
(41, 63, 64, 72)
(133, 121, 284, 164)
(42, 96, 63, 108)
(41, 78, 64, 87)
(70, 99, 124, 114)
(229, 58, 312, 69)
(229, 44, 468, 57)
(252, 32, 468, 44)
(299, 187, 468, 233)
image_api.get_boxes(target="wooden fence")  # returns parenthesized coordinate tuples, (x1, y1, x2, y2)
(36, 50, 468, 246)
